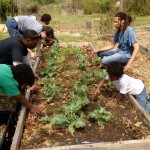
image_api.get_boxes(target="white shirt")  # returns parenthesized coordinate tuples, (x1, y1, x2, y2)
(105, 74, 144, 95)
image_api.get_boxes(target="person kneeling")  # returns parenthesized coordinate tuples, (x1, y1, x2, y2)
(95, 62, 150, 111)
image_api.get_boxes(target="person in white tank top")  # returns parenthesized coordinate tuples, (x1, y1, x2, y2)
(95, 62, 150, 111)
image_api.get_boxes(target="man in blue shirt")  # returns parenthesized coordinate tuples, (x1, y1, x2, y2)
(92, 12, 139, 70)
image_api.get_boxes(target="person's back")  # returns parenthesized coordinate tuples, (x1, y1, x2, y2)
(16, 16, 42, 34)
(0, 36, 28, 65)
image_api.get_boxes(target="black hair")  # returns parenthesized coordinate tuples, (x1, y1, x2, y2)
(106, 62, 124, 79)
(23, 29, 40, 39)
(42, 26, 54, 38)
(115, 12, 132, 32)
(11, 64, 35, 88)
(41, 14, 51, 22)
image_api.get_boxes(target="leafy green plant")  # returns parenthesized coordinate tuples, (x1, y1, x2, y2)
(49, 92, 89, 135)
(44, 83, 61, 103)
(93, 69, 107, 80)
(50, 114, 69, 127)
(88, 106, 111, 128)
(73, 81, 87, 96)
(79, 71, 94, 85)
(77, 55, 88, 71)
(73, 46, 85, 58)
(92, 57, 101, 66)
(39, 115, 51, 124)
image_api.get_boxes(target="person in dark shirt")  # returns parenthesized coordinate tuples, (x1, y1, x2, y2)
(0, 29, 40, 65)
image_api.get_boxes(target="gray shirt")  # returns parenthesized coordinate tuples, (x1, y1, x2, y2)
(16, 16, 42, 34)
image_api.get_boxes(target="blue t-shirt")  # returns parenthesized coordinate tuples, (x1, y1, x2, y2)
(114, 26, 138, 58)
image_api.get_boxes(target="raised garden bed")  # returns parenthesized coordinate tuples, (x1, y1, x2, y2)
(15, 42, 150, 150)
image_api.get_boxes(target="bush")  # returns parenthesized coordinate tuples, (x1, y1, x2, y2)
(34, 0, 55, 5)
(0, 0, 18, 22)
(83, 0, 111, 14)
(124, 0, 150, 16)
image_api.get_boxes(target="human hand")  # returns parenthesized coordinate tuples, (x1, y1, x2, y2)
(95, 88, 100, 95)
(30, 105, 41, 116)
(30, 52, 37, 59)
(91, 50, 99, 55)
(124, 63, 131, 71)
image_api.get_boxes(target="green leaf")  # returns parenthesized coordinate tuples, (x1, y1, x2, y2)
(68, 124, 75, 136)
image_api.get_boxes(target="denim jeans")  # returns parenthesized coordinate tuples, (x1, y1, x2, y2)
(5, 18, 20, 36)
(133, 87, 150, 111)
(97, 49, 129, 67)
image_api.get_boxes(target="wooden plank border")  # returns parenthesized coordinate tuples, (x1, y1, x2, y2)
(26, 139, 150, 150)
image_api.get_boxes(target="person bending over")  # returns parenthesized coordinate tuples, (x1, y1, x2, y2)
(0, 29, 40, 65)
(95, 62, 150, 111)
(41, 14, 52, 25)
(92, 12, 139, 70)
(6, 15, 54, 57)
(40, 13, 58, 47)
(0, 64, 41, 115)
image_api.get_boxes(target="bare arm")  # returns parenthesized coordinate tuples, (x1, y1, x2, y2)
(125, 42, 139, 70)
(92, 42, 116, 54)
(36, 40, 42, 57)
(95, 78, 108, 95)
(14, 94, 40, 115)
(27, 48, 36, 59)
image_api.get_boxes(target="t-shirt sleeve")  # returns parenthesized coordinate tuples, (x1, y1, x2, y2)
(3, 84, 20, 96)
(128, 28, 138, 46)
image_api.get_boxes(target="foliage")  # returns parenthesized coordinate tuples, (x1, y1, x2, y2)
(124, 0, 150, 16)
(83, 0, 111, 15)
(93, 69, 111, 87)
(77, 55, 88, 71)
(92, 57, 100, 66)
(49, 92, 89, 135)
(73, 81, 87, 96)
(93, 69, 107, 80)
(32, 0, 56, 5)
(40, 43, 61, 103)
(88, 106, 111, 128)
(39, 115, 51, 123)
(44, 83, 60, 103)
(79, 71, 94, 85)
(0, 0, 18, 22)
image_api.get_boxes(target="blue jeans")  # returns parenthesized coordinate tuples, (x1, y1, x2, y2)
(97, 49, 129, 67)
(5, 18, 20, 36)
(133, 87, 150, 111)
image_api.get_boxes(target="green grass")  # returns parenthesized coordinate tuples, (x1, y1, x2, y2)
(133, 16, 150, 26)
(0, 33, 9, 40)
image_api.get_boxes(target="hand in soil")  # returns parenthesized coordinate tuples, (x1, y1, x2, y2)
(30, 105, 41, 116)
(95, 88, 100, 95)
(106, 99, 118, 107)
(28, 84, 40, 91)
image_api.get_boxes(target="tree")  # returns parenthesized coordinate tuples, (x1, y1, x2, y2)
(0, 0, 18, 22)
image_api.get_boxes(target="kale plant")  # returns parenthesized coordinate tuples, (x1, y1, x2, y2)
(88, 106, 111, 128)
